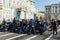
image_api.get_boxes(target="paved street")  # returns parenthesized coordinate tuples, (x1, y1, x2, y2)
(49, 31, 60, 40)
(0, 0, 60, 40)
(0, 31, 51, 40)
(0, 26, 59, 40)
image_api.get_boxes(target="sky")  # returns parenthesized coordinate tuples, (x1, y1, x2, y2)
(34, 0, 60, 11)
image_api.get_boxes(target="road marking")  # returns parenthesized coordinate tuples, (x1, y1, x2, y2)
(0, 32, 4, 33)
(45, 29, 60, 40)
(25, 35, 38, 40)
(0, 33, 14, 37)
(6, 34, 27, 40)
(0, 32, 7, 34)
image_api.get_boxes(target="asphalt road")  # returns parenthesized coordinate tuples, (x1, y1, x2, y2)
(0, 26, 60, 40)
(49, 31, 60, 40)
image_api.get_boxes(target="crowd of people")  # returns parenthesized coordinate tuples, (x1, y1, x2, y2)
(0, 17, 60, 35)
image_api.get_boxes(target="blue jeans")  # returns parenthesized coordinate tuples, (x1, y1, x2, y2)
(43, 24, 47, 31)
(30, 25, 36, 34)
(19, 26, 24, 33)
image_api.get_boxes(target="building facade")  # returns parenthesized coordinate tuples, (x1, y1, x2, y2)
(0, 0, 3, 22)
(16, 0, 36, 20)
(0, 0, 36, 23)
(45, 3, 60, 20)
(36, 9, 45, 19)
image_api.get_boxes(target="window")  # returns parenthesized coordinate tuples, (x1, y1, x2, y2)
(59, 6, 60, 13)
(55, 7, 57, 13)
(55, 10, 57, 13)
(48, 8, 51, 13)
(9, 0, 11, 7)
(4, 0, 10, 8)
(46, 8, 48, 13)
(3, 0, 5, 7)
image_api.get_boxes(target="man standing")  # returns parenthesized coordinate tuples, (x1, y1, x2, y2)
(29, 19, 36, 34)
(51, 19, 57, 35)
(13, 18, 17, 32)
(38, 17, 43, 35)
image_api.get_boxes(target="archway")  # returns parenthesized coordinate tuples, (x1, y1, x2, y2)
(16, 8, 21, 20)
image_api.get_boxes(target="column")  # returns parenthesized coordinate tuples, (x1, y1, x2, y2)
(20, 11, 25, 19)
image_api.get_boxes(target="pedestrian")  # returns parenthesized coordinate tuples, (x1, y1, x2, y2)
(22, 19, 27, 33)
(1, 19, 6, 32)
(2, 19, 6, 25)
(29, 19, 36, 34)
(38, 17, 43, 35)
(25, 19, 30, 34)
(19, 19, 24, 33)
(35, 18, 39, 32)
(12, 17, 17, 32)
(51, 19, 57, 35)
(42, 19, 47, 32)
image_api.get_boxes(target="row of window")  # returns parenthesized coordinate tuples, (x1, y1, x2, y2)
(46, 6, 60, 13)
(55, 6, 60, 13)
(3, 0, 19, 8)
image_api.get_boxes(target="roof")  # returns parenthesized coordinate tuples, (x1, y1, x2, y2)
(45, 2, 60, 7)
